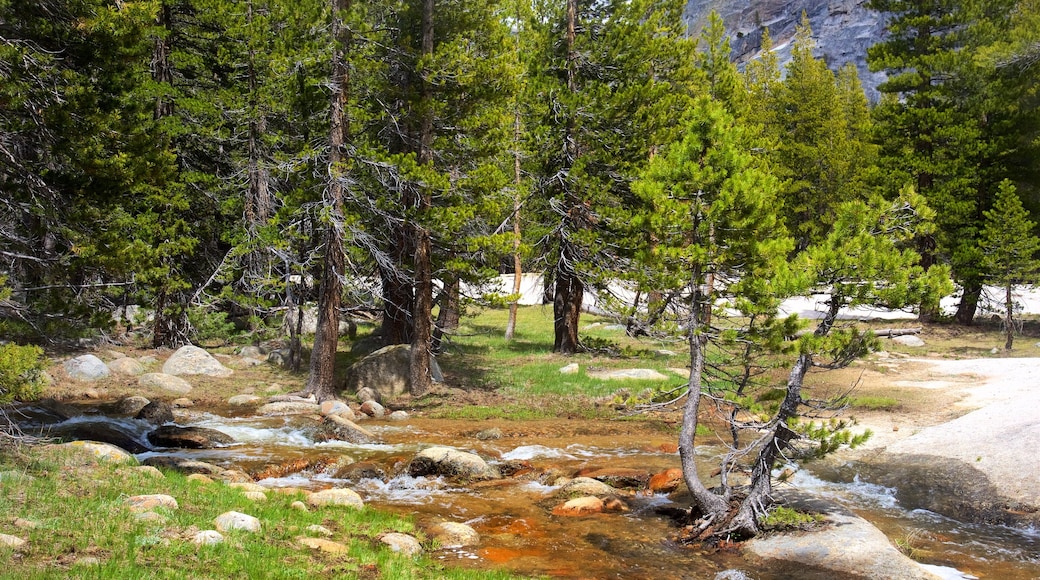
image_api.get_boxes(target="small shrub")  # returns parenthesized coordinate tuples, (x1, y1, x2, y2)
(0, 343, 46, 403)
(187, 307, 238, 345)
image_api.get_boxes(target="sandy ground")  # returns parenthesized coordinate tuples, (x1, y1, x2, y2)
(842, 356, 1040, 511)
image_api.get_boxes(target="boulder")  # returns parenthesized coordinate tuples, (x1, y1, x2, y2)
(307, 488, 364, 510)
(407, 446, 501, 481)
(64, 355, 110, 381)
(256, 401, 321, 416)
(319, 400, 355, 420)
(59, 420, 149, 454)
(551, 496, 605, 516)
(388, 410, 409, 422)
(135, 400, 174, 424)
(380, 532, 422, 557)
(193, 530, 224, 546)
(891, 335, 926, 347)
(51, 441, 137, 465)
(744, 495, 941, 580)
(359, 400, 385, 418)
(314, 415, 377, 444)
(555, 477, 616, 498)
(214, 511, 261, 533)
(107, 357, 146, 376)
(586, 368, 668, 381)
(428, 521, 480, 548)
(576, 467, 651, 489)
(648, 468, 684, 493)
(161, 345, 232, 377)
(142, 456, 224, 476)
(238, 345, 264, 358)
(228, 394, 262, 406)
(147, 425, 234, 449)
(560, 363, 579, 374)
(110, 395, 151, 416)
(341, 344, 443, 400)
(125, 494, 178, 512)
(138, 373, 192, 395)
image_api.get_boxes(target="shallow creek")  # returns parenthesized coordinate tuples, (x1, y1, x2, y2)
(17, 405, 1040, 579)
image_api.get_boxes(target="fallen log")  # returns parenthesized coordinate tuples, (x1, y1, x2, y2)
(873, 327, 922, 337)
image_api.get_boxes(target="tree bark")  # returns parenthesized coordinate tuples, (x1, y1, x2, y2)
(305, 0, 352, 402)
(380, 266, 413, 345)
(409, 0, 435, 397)
(505, 110, 523, 341)
(553, 260, 582, 354)
(955, 278, 982, 325)
(679, 270, 730, 520)
(1005, 282, 1014, 351)
(433, 275, 460, 352)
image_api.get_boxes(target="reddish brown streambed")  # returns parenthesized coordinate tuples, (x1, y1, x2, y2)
(18, 405, 1040, 579)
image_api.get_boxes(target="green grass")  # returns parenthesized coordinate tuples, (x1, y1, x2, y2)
(848, 396, 901, 411)
(759, 506, 823, 530)
(0, 446, 520, 580)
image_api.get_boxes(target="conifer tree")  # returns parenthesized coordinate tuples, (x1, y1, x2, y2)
(980, 180, 1040, 350)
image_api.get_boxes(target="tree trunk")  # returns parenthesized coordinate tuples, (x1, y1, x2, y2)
(380, 266, 413, 345)
(1005, 282, 1014, 351)
(433, 275, 460, 352)
(409, 0, 435, 397)
(955, 278, 982, 325)
(679, 273, 730, 520)
(505, 110, 523, 341)
(916, 234, 942, 322)
(553, 262, 582, 354)
(305, 0, 352, 402)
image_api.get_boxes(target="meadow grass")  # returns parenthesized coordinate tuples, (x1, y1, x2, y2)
(0, 446, 518, 580)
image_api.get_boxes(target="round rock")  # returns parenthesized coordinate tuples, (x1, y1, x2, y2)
(162, 345, 233, 377)
(64, 355, 110, 381)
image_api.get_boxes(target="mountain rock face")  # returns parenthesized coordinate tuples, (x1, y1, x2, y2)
(684, 0, 889, 100)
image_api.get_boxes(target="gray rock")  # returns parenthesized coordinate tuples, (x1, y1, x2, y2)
(162, 345, 232, 377)
(138, 373, 192, 395)
(359, 400, 385, 418)
(555, 477, 617, 498)
(135, 400, 174, 424)
(111, 395, 151, 416)
(892, 335, 926, 347)
(388, 410, 409, 421)
(560, 363, 579, 374)
(58, 420, 149, 453)
(238, 345, 264, 358)
(380, 532, 422, 557)
(307, 488, 364, 509)
(744, 502, 941, 580)
(0, 533, 26, 548)
(428, 521, 480, 548)
(256, 401, 321, 416)
(356, 387, 379, 403)
(142, 456, 224, 476)
(214, 511, 261, 533)
(314, 415, 377, 444)
(320, 400, 356, 420)
(193, 530, 224, 545)
(64, 355, 110, 381)
(408, 446, 501, 481)
(147, 425, 234, 449)
(50, 441, 137, 465)
(228, 394, 262, 406)
(107, 357, 146, 376)
(342, 344, 442, 400)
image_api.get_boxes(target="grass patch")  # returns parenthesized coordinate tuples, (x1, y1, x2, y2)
(759, 506, 823, 531)
(847, 396, 901, 411)
(0, 445, 519, 580)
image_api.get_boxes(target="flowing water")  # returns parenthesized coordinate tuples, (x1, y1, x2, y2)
(12, 404, 1040, 579)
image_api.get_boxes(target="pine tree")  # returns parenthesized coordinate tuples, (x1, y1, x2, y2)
(980, 180, 1040, 350)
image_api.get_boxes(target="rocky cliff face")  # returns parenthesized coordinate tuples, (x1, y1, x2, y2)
(684, 0, 888, 100)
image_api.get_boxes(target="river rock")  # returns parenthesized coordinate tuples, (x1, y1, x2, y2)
(319, 400, 355, 419)
(142, 456, 224, 476)
(388, 410, 409, 421)
(138, 373, 192, 395)
(359, 400, 385, 418)
(52, 441, 137, 465)
(107, 357, 146, 376)
(341, 344, 442, 401)
(330, 461, 385, 481)
(555, 477, 617, 498)
(408, 446, 501, 481)
(298, 537, 348, 553)
(314, 415, 377, 444)
(380, 532, 422, 557)
(577, 467, 651, 489)
(125, 494, 178, 512)
(147, 425, 234, 449)
(171, 397, 194, 408)
(307, 488, 364, 509)
(744, 500, 941, 580)
(428, 521, 480, 548)
(59, 420, 149, 454)
(256, 401, 321, 416)
(162, 345, 232, 377)
(648, 468, 684, 493)
(228, 394, 261, 406)
(214, 511, 261, 533)
(135, 400, 174, 424)
(64, 355, 110, 381)
(552, 496, 605, 516)
(108, 395, 151, 416)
